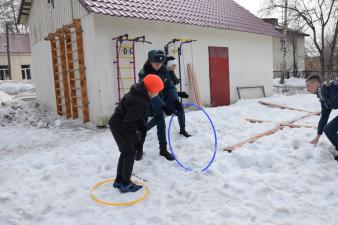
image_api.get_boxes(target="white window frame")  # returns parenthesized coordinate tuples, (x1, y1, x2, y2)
(21, 65, 31, 80)
(0, 65, 9, 80)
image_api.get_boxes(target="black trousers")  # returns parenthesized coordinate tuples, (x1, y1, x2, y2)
(324, 115, 338, 150)
(110, 128, 136, 185)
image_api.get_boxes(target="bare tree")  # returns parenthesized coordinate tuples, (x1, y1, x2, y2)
(0, 0, 21, 33)
(262, 0, 338, 80)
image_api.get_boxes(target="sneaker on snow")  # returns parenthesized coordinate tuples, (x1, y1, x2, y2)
(119, 182, 143, 193)
(113, 180, 122, 188)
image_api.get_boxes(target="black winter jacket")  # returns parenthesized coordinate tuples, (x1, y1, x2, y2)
(108, 83, 150, 144)
(317, 81, 338, 135)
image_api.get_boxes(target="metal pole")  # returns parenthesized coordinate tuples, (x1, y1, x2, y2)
(5, 22, 12, 80)
(280, 0, 288, 84)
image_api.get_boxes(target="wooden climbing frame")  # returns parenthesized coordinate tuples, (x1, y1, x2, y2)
(47, 19, 89, 123)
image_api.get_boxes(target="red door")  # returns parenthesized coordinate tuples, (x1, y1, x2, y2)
(209, 47, 230, 107)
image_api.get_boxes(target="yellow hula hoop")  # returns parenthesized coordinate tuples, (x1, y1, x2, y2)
(90, 178, 149, 207)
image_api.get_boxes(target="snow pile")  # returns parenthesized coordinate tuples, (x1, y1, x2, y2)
(1, 84, 338, 225)
(273, 77, 306, 88)
(0, 81, 35, 95)
(0, 90, 13, 104)
(0, 99, 98, 129)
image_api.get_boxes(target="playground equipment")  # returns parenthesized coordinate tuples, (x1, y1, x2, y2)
(164, 38, 196, 102)
(113, 34, 151, 102)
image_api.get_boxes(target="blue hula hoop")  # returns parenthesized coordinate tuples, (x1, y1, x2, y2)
(167, 102, 217, 172)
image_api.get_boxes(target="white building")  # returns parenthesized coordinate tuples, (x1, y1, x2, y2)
(18, 0, 281, 126)
(263, 18, 309, 78)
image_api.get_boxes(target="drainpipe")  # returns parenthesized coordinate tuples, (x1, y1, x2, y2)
(5, 22, 12, 80)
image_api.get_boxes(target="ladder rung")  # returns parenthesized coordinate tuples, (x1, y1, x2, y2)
(118, 56, 134, 59)
(119, 77, 135, 80)
(119, 87, 131, 90)
(120, 45, 133, 48)
(68, 67, 86, 72)
(66, 41, 78, 46)
(119, 67, 134, 70)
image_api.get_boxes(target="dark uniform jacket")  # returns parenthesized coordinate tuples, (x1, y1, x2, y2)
(138, 62, 178, 115)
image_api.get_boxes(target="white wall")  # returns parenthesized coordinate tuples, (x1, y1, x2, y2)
(31, 40, 56, 108)
(28, 0, 89, 45)
(87, 14, 273, 125)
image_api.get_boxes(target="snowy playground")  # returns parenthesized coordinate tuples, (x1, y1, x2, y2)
(1, 80, 338, 225)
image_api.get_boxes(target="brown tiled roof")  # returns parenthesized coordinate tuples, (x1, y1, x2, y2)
(0, 33, 31, 54)
(79, 0, 282, 37)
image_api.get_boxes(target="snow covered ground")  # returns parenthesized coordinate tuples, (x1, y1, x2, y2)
(1, 81, 338, 225)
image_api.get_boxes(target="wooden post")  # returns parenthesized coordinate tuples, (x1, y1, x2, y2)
(74, 19, 90, 123)
(65, 27, 78, 119)
(58, 31, 72, 118)
(187, 64, 202, 106)
(49, 34, 63, 116)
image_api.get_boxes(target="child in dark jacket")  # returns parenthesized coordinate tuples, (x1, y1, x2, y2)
(108, 74, 164, 193)
(165, 56, 191, 137)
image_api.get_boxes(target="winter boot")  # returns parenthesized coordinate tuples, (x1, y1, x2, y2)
(119, 182, 143, 193)
(159, 144, 175, 161)
(334, 155, 338, 161)
(179, 129, 191, 137)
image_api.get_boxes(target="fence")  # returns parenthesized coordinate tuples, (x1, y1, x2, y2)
(273, 70, 338, 80)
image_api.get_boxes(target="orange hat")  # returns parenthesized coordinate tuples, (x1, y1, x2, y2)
(143, 74, 164, 93)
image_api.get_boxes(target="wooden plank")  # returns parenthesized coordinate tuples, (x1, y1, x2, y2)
(259, 101, 313, 113)
(74, 20, 90, 123)
(65, 28, 78, 119)
(246, 118, 316, 128)
(49, 34, 63, 116)
(224, 126, 282, 152)
(224, 111, 320, 152)
(58, 32, 72, 119)
(187, 64, 202, 106)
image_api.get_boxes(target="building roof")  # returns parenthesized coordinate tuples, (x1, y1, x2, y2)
(262, 18, 309, 37)
(79, 0, 281, 37)
(17, 0, 32, 25)
(18, 0, 281, 37)
(0, 33, 31, 54)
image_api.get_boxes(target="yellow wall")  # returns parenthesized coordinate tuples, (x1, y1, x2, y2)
(0, 53, 32, 80)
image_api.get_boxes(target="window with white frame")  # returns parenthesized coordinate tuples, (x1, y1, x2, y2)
(0, 65, 9, 80)
(21, 65, 31, 80)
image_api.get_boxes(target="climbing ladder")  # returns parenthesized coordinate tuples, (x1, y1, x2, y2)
(112, 34, 151, 102)
(48, 19, 89, 123)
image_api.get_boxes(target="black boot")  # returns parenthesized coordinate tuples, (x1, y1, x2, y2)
(179, 129, 191, 137)
(334, 155, 338, 161)
(159, 144, 175, 161)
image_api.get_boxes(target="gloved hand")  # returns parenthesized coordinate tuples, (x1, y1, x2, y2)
(178, 92, 189, 98)
(162, 104, 175, 116)
(174, 100, 183, 111)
